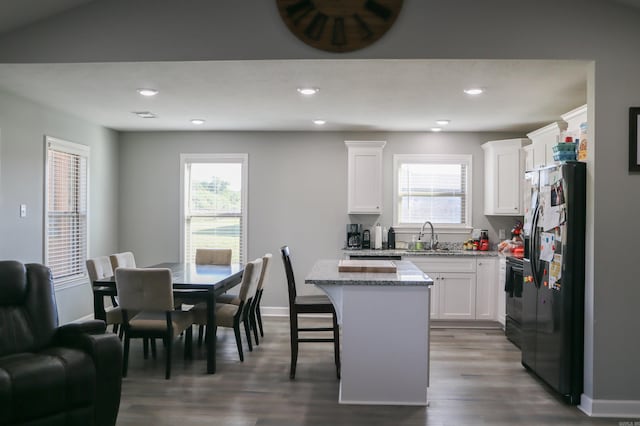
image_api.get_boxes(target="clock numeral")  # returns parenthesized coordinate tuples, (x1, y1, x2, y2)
(305, 12, 328, 41)
(365, 0, 393, 21)
(332, 17, 346, 46)
(352, 14, 373, 40)
(285, 0, 316, 25)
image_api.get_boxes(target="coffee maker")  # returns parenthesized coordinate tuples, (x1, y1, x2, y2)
(346, 224, 362, 249)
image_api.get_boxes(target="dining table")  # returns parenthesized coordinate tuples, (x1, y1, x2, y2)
(92, 262, 244, 374)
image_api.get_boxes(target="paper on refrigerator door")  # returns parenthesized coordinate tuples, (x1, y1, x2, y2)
(549, 254, 563, 290)
(539, 232, 555, 262)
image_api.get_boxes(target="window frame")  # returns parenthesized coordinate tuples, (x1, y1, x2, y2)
(179, 153, 248, 264)
(392, 154, 473, 232)
(44, 136, 90, 288)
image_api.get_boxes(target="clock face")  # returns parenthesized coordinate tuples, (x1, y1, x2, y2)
(276, 0, 403, 53)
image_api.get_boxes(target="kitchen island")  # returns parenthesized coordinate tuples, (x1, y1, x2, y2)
(305, 259, 433, 406)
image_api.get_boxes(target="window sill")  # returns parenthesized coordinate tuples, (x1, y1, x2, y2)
(392, 225, 473, 235)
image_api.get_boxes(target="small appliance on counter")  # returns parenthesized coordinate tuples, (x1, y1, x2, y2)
(362, 229, 371, 249)
(479, 230, 490, 251)
(346, 224, 362, 249)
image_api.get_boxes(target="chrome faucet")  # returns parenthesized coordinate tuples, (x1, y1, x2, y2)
(419, 221, 438, 250)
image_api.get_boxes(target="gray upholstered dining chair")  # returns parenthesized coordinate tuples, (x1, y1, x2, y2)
(86, 256, 122, 337)
(109, 251, 136, 270)
(195, 248, 232, 265)
(115, 267, 194, 379)
(192, 258, 262, 362)
(218, 253, 272, 346)
(189, 248, 233, 345)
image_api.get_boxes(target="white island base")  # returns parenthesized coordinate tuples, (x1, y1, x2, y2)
(308, 260, 432, 406)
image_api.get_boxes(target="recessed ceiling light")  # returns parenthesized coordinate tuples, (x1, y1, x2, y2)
(191, 119, 205, 125)
(313, 119, 326, 125)
(464, 88, 484, 95)
(137, 88, 159, 97)
(431, 127, 443, 132)
(133, 111, 156, 118)
(297, 87, 319, 96)
(436, 119, 450, 126)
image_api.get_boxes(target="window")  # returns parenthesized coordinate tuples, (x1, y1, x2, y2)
(181, 154, 247, 264)
(393, 154, 472, 229)
(45, 136, 89, 286)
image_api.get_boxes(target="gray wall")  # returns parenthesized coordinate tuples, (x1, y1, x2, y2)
(0, 89, 120, 323)
(1, 0, 640, 410)
(118, 131, 520, 309)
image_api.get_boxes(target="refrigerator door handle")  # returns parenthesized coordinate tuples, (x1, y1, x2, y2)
(530, 204, 541, 287)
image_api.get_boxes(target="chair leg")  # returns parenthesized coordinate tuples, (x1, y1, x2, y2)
(143, 338, 149, 359)
(251, 312, 259, 346)
(197, 325, 204, 347)
(333, 312, 341, 380)
(112, 324, 119, 334)
(165, 336, 172, 380)
(250, 301, 259, 346)
(256, 301, 264, 338)
(185, 326, 193, 360)
(122, 334, 130, 378)
(233, 323, 244, 362)
(118, 326, 124, 340)
(243, 316, 253, 352)
(151, 338, 157, 359)
(289, 313, 298, 380)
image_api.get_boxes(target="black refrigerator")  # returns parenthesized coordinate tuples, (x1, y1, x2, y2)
(521, 161, 586, 405)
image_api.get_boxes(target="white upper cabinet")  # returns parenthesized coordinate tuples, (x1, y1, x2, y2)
(346, 141, 386, 214)
(561, 104, 587, 137)
(482, 138, 530, 215)
(526, 121, 567, 168)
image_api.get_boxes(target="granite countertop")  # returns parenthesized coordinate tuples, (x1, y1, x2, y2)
(343, 248, 499, 257)
(305, 260, 433, 286)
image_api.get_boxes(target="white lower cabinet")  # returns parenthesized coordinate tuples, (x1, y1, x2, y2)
(475, 258, 498, 320)
(409, 256, 498, 321)
(437, 272, 476, 319)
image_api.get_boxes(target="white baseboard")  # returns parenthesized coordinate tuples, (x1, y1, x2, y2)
(579, 394, 640, 417)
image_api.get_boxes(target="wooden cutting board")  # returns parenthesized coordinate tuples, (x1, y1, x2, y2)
(338, 259, 397, 273)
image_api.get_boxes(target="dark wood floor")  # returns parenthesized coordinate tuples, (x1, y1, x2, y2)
(116, 316, 619, 426)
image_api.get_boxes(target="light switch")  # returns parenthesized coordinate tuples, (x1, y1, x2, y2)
(20, 204, 27, 217)
(498, 229, 506, 240)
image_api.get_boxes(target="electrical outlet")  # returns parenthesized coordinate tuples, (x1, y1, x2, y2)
(20, 204, 27, 217)
(498, 228, 506, 239)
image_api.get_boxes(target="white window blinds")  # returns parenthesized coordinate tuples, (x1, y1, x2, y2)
(394, 155, 472, 227)
(181, 154, 247, 265)
(45, 137, 89, 285)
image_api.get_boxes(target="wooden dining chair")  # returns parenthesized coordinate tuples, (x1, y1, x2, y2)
(115, 267, 194, 380)
(86, 256, 122, 337)
(192, 258, 262, 362)
(218, 253, 272, 346)
(280, 245, 340, 380)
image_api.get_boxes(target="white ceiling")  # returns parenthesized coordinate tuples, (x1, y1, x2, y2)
(0, 1, 603, 133)
(0, 59, 588, 132)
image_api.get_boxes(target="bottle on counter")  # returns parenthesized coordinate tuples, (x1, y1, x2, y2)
(374, 223, 382, 250)
(388, 227, 396, 249)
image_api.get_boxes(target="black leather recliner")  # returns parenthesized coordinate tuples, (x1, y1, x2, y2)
(0, 260, 123, 426)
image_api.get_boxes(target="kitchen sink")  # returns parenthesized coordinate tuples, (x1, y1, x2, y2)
(405, 248, 463, 254)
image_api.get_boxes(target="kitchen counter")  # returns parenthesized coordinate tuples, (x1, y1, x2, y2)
(306, 259, 433, 287)
(344, 248, 499, 257)
(305, 259, 432, 406)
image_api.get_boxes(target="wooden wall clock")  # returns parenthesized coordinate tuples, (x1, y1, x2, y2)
(276, 0, 403, 53)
